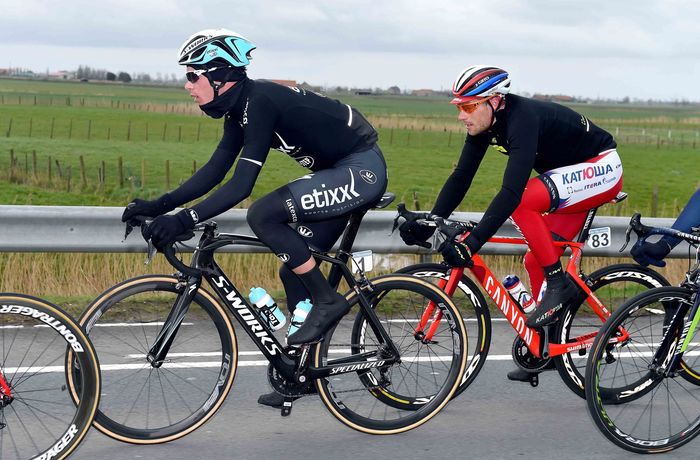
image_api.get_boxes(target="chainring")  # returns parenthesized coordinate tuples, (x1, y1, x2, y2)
(512, 336, 552, 372)
(266, 350, 313, 397)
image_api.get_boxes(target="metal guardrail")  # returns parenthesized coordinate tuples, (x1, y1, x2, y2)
(0, 205, 688, 257)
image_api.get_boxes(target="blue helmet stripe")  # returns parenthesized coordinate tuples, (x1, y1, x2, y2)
(464, 73, 508, 96)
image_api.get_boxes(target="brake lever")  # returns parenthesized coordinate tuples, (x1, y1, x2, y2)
(145, 240, 157, 266)
(123, 222, 134, 242)
(620, 213, 642, 253)
(619, 225, 633, 253)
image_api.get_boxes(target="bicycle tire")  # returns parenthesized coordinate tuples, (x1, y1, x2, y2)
(554, 263, 668, 399)
(69, 275, 237, 444)
(396, 263, 491, 398)
(313, 274, 467, 434)
(0, 293, 100, 460)
(585, 287, 700, 454)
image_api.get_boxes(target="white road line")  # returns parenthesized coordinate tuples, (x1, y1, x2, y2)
(8, 349, 700, 374)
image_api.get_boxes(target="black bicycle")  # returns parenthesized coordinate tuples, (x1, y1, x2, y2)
(69, 194, 468, 444)
(0, 293, 100, 460)
(586, 213, 700, 453)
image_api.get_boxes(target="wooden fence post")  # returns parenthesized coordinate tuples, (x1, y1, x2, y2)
(192, 160, 197, 175)
(118, 156, 124, 188)
(6, 118, 12, 137)
(87, 119, 92, 140)
(32, 150, 37, 180)
(48, 156, 52, 183)
(80, 155, 87, 188)
(50, 117, 55, 139)
(412, 191, 420, 210)
(165, 160, 171, 189)
(9, 149, 15, 181)
(141, 159, 146, 189)
(650, 186, 658, 217)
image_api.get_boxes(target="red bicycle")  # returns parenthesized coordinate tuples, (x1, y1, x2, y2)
(395, 193, 669, 399)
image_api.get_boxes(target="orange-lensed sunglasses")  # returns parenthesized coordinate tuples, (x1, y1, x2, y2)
(456, 96, 495, 114)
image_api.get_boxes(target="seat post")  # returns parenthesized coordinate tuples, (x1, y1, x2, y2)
(576, 207, 598, 244)
(327, 211, 366, 290)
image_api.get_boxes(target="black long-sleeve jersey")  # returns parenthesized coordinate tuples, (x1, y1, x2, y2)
(168, 79, 378, 221)
(431, 94, 616, 251)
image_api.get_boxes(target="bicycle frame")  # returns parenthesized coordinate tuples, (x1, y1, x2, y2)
(144, 230, 400, 383)
(416, 232, 630, 359)
(0, 372, 11, 401)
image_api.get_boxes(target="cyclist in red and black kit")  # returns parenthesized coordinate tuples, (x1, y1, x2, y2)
(121, 29, 387, 404)
(399, 66, 623, 379)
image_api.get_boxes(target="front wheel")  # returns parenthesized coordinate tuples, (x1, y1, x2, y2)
(396, 263, 491, 398)
(585, 287, 700, 454)
(313, 274, 468, 434)
(554, 264, 668, 398)
(71, 275, 237, 444)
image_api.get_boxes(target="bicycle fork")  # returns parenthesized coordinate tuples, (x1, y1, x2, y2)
(146, 275, 202, 367)
(414, 267, 463, 342)
(654, 293, 700, 378)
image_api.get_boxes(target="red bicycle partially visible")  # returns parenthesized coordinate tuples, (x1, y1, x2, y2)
(395, 194, 669, 400)
(0, 293, 100, 459)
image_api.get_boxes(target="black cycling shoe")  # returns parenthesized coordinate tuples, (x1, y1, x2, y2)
(258, 391, 299, 408)
(286, 293, 351, 345)
(526, 277, 578, 328)
(258, 386, 317, 408)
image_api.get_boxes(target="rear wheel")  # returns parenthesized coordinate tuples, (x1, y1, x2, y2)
(0, 293, 100, 460)
(554, 264, 668, 398)
(71, 275, 236, 444)
(314, 275, 467, 433)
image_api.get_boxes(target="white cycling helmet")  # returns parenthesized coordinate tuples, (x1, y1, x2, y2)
(451, 65, 511, 104)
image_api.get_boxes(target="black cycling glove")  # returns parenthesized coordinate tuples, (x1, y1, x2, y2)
(631, 240, 672, 268)
(121, 194, 175, 222)
(399, 219, 436, 246)
(438, 240, 473, 267)
(143, 209, 197, 249)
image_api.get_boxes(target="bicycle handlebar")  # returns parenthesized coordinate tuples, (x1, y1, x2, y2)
(621, 212, 700, 253)
(394, 202, 477, 248)
(124, 216, 202, 278)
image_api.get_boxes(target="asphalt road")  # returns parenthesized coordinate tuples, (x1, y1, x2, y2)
(63, 320, 700, 460)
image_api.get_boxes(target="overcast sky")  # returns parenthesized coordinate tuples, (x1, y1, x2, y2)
(2, 0, 699, 100)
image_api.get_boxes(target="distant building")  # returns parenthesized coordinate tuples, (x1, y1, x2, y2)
(411, 89, 436, 97)
(0, 68, 8, 75)
(48, 70, 74, 80)
(354, 89, 372, 95)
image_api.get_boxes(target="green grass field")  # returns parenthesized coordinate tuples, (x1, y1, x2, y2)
(1, 77, 699, 214)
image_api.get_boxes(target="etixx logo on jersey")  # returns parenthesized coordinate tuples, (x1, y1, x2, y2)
(277, 253, 291, 263)
(359, 169, 377, 184)
(300, 170, 360, 210)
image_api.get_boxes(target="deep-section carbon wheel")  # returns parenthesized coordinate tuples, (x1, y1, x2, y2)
(314, 274, 467, 434)
(585, 287, 700, 454)
(396, 263, 491, 398)
(71, 275, 236, 444)
(554, 264, 668, 398)
(0, 293, 100, 460)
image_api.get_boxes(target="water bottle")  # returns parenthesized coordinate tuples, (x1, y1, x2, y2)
(249, 287, 286, 331)
(286, 299, 313, 344)
(503, 275, 535, 314)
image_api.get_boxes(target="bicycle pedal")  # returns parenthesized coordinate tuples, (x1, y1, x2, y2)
(280, 397, 294, 417)
(529, 374, 539, 388)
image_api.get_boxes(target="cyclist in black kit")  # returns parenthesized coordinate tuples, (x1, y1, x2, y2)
(399, 65, 623, 381)
(121, 29, 387, 405)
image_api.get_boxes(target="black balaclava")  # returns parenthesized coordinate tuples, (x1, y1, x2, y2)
(197, 66, 248, 119)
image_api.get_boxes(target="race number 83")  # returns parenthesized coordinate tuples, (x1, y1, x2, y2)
(587, 227, 612, 249)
